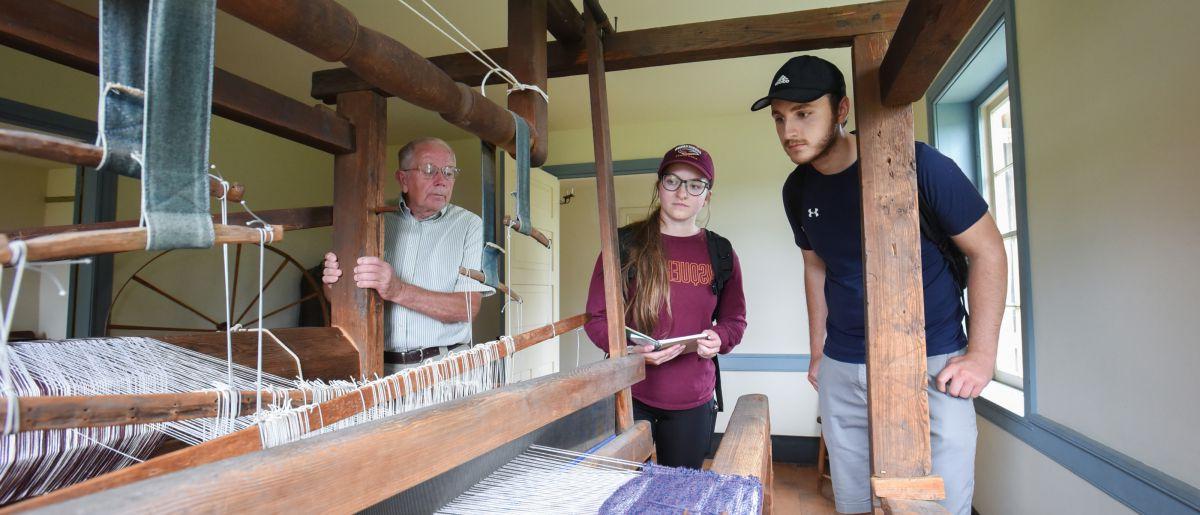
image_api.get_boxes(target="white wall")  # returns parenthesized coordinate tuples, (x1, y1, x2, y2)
(965, 2, 1200, 509)
(0, 163, 48, 336)
(974, 419, 1133, 515)
(962, 0, 1200, 511)
(36, 168, 77, 340)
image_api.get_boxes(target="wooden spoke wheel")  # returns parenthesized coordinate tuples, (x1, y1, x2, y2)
(106, 244, 328, 336)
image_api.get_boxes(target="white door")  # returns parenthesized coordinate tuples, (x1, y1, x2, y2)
(503, 160, 560, 381)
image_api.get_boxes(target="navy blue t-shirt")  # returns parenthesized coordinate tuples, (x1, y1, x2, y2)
(782, 142, 988, 364)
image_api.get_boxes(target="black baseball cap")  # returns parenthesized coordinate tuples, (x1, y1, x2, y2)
(750, 55, 846, 111)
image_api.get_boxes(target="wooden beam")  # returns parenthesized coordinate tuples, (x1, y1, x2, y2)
(1, 224, 283, 265)
(851, 32, 938, 484)
(546, 0, 585, 47)
(879, 0, 990, 106)
(1, 390, 303, 433)
(34, 354, 643, 513)
(591, 420, 653, 463)
(880, 498, 951, 515)
(584, 6, 633, 434)
(218, 0, 542, 164)
(872, 476, 947, 501)
(158, 327, 359, 382)
(310, 0, 905, 101)
(508, 0, 550, 166)
(710, 394, 773, 513)
(0, 0, 355, 155)
(0, 129, 244, 201)
(331, 91, 387, 379)
(9, 314, 590, 510)
(582, 0, 615, 36)
(2, 206, 332, 240)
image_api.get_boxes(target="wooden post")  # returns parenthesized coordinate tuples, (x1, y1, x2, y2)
(507, 0, 549, 166)
(709, 394, 774, 513)
(331, 91, 387, 378)
(584, 7, 633, 433)
(851, 31, 944, 499)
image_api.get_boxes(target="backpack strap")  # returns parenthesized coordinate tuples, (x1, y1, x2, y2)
(704, 229, 735, 301)
(703, 229, 735, 413)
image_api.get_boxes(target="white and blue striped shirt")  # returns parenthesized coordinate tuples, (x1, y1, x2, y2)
(383, 198, 492, 352)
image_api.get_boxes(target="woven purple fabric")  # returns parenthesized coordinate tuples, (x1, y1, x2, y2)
(599, 463, 763, 515)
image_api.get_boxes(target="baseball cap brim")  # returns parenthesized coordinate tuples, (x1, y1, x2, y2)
(657, 157, 712, 182)
(750, 88, 831, 111)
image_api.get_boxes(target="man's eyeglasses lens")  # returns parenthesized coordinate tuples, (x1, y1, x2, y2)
(416, 163, 460, 179)
(661, 174, 709, 196)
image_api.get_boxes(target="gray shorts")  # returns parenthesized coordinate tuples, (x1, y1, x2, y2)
(818, 350, 977, 514)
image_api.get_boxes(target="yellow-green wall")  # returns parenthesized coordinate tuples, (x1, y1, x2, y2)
(968, 0, 1200, 511)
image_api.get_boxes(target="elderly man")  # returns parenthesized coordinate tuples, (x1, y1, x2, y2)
(322, 137, 491, 374)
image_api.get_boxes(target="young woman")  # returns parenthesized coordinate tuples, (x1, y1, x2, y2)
(584, 143, 748, 469)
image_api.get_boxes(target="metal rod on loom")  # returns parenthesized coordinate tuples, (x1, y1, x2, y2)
(0, 314, 588, 433)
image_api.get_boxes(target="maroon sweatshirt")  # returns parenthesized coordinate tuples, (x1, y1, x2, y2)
(585, 231, 748, 410)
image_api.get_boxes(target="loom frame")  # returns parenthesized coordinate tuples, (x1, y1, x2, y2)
(0, 1, 990, 513)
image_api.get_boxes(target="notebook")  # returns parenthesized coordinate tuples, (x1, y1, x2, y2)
(625, 327, 706, 354)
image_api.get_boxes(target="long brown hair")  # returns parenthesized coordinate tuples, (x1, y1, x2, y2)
(623, 181, 672, 337)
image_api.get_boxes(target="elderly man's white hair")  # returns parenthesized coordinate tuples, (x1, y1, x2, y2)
(397, 137, 454, 169)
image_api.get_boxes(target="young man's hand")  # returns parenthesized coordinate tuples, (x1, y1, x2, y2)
(629, 344, 684, 365)
(808, 356, 821, 391)
(935, 352, 995, 398)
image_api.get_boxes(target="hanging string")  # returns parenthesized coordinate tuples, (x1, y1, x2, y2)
(1, 240, 29, 436)
(464, 290, 473, 345)
(209, 169, 235, 387)
(394, 0, 549, 102)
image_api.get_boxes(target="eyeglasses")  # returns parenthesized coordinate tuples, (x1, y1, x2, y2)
(660, 173, 710, 196)
(405, 162, 461, 180)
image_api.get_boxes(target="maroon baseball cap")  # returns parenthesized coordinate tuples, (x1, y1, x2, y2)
(657, 144, 715, 184)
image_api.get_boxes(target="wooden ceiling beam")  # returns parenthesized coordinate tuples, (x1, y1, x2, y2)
(311, 0, 906, 103)
(0, 0, 355, 154)
(879, 0, 990, 106)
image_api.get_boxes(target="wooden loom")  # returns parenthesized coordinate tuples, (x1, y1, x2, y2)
(0, 0, 989, 512)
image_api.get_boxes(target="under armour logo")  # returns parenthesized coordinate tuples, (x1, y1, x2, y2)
(774, 75, 790, 87)
(808, 208, 819, 218)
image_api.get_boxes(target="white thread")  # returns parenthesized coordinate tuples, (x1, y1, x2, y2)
(212, 168, 235, 387)
(67, 429, 146, 464)
(395, 0, 549, 102)
(1, 241, 29, 435)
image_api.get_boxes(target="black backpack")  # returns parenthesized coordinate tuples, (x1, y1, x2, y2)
(617, 226, 735, 411)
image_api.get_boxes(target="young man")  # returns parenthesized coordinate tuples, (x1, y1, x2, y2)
(752, 55, 1007, 514)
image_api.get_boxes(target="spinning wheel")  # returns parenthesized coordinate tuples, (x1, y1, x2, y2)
(106, 244, 328, 336)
